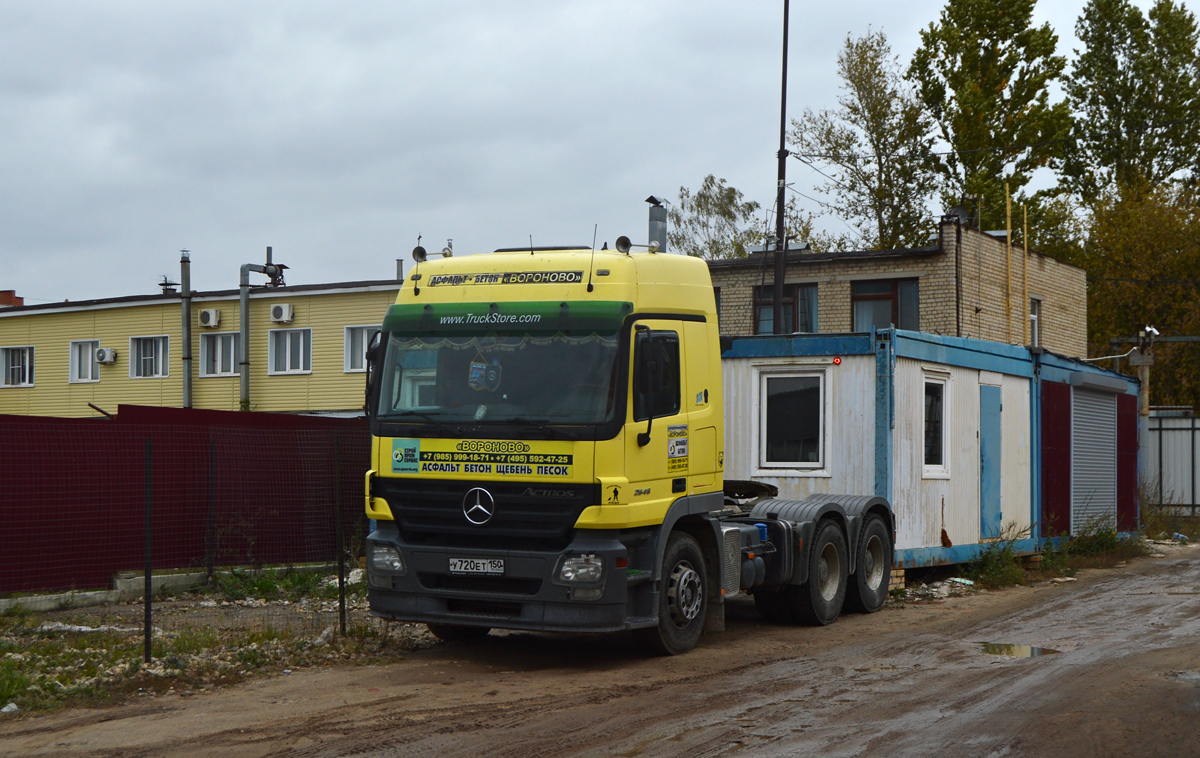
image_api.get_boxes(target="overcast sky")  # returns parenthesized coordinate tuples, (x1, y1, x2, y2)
(0, 0, 1154, 303)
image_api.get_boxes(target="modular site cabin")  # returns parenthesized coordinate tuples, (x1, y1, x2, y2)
(722, 329, 1140, 568)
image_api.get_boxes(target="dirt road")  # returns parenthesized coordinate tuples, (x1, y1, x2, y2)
(4, 546, 1199, 758)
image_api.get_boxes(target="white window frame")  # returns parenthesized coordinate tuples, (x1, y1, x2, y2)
(268, 328, 312, 375)
(344, 325, 381, 373)
(401, 368, 437, 407)
(1, 345, 35, 387)
(199, 332, 241, 377)
(129, 335, 169, 379)
(922, 371, 951, 479)
(69, 340, 100, 383)
(756, 367, 830, 476)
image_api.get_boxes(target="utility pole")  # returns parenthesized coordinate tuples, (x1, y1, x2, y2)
(773, 0, 791, 336)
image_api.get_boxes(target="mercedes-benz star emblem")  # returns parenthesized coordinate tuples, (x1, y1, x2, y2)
(462, 487, 495, 525)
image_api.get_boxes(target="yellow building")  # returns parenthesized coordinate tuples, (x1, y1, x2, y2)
(0, 279, 401, 417)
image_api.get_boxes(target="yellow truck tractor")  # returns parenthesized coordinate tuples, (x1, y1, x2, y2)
(363, 241, 894, 654)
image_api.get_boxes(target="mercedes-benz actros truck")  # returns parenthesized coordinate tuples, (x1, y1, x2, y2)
(363, 237, 894, 654)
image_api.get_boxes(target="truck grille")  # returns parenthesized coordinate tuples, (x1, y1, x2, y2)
(371, 477, 599, 551)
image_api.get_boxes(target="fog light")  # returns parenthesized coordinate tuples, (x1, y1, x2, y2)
(572, 587, 604, 601)
(370, 544, 405, 575)
(559, 554, 603, 583)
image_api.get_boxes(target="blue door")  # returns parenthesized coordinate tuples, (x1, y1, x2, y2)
(979, 385, 1003, 539)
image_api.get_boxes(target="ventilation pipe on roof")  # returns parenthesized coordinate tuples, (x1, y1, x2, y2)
(181, 250, 192, 408)
(239, 246, 288, 411)
(646, 196, 668, 253)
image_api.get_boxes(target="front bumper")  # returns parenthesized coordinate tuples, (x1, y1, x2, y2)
(367, 521, 654, 633)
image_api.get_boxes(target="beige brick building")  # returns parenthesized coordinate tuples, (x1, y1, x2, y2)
(709, 220, 1087, 358)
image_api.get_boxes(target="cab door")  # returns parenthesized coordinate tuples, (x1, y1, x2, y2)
(624, 319, 688, 520)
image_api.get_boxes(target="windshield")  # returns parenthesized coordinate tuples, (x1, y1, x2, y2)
(377, 331, 621, 426)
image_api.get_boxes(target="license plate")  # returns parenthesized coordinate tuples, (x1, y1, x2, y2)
(448, 557, 505, 575)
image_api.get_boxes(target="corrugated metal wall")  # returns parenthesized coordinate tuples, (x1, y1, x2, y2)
(721, 354, 875, 500)
(1071, 388, 1117, 533)
(1143, 414, 1199, 511)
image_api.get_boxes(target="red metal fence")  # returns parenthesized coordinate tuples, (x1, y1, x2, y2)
(1, 406, 369, 595)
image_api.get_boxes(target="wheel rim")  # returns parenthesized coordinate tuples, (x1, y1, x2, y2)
(862, 534, 885, 591)
(667, 560, 704, 626)
(818, 542, 841, 602)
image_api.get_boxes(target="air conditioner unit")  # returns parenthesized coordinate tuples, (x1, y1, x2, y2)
(95, 348, 118, 364)
(270, 303, 294, 323)
(198, 309, 221, 327)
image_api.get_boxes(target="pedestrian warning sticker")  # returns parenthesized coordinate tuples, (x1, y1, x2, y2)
(667, 424, 689, 473)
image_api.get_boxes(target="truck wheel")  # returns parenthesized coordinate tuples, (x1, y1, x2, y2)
(845, 515, 892, 614)
(795, 520, 848, 626)
(639, 531, 707, 655)
(426, 623, 491, 642)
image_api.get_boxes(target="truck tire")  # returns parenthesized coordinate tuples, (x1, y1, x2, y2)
(426, 623, 491, 642)
(638, 531, 707, 655)
(845, 515, 892, 614)
(794, 519, 848, 626)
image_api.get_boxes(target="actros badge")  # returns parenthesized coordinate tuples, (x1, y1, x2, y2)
(462, 487, 496, 525)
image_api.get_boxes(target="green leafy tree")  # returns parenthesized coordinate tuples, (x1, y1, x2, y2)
(667, 175, 763, 259)
(1084, 187, 1200, 408)
(908, 0, 1071, 225)
(1061, 0, 1200, 199)
(790, 29, 939, 250)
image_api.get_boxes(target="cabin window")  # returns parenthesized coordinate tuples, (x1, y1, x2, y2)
(852, 279, 918, 331)
(923, 375, 949, 478)
(70, 340, 99, 383)
(1, 346, 34, 387)
(759, 371, 824, 469)
(633, 330, 681, 421)
(200, 333, 241, 377)
(130, 336, 168, 378)
(269, 328, 312, 375)
(344, 325, 381, 372)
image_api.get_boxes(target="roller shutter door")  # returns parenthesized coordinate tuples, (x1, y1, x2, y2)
(1071, 388, 1117, 535)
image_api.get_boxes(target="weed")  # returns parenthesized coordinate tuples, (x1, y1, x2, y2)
(962, 522, 1029, 589)
(0, 604, 32, 620)
(168, 628, 220, 656)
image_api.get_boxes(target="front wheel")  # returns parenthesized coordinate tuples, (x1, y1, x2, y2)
(638, 531, 707, 655)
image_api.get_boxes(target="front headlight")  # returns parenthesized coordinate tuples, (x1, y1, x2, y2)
(370, 544, 405, 575)
(558, 554, 603, 583)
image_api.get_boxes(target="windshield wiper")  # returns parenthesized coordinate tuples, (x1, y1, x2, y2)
(505, 417, 568, 439)
(391, 410, 461, 437)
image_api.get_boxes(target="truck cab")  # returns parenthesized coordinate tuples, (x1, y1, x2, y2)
(364, 243, 892, 654)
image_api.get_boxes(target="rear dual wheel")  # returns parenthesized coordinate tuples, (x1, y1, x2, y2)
(754, 519, 849, 626)
(845, 515, 892, 614)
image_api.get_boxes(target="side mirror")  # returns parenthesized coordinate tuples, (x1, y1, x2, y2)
(364, 330, 385, 418)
